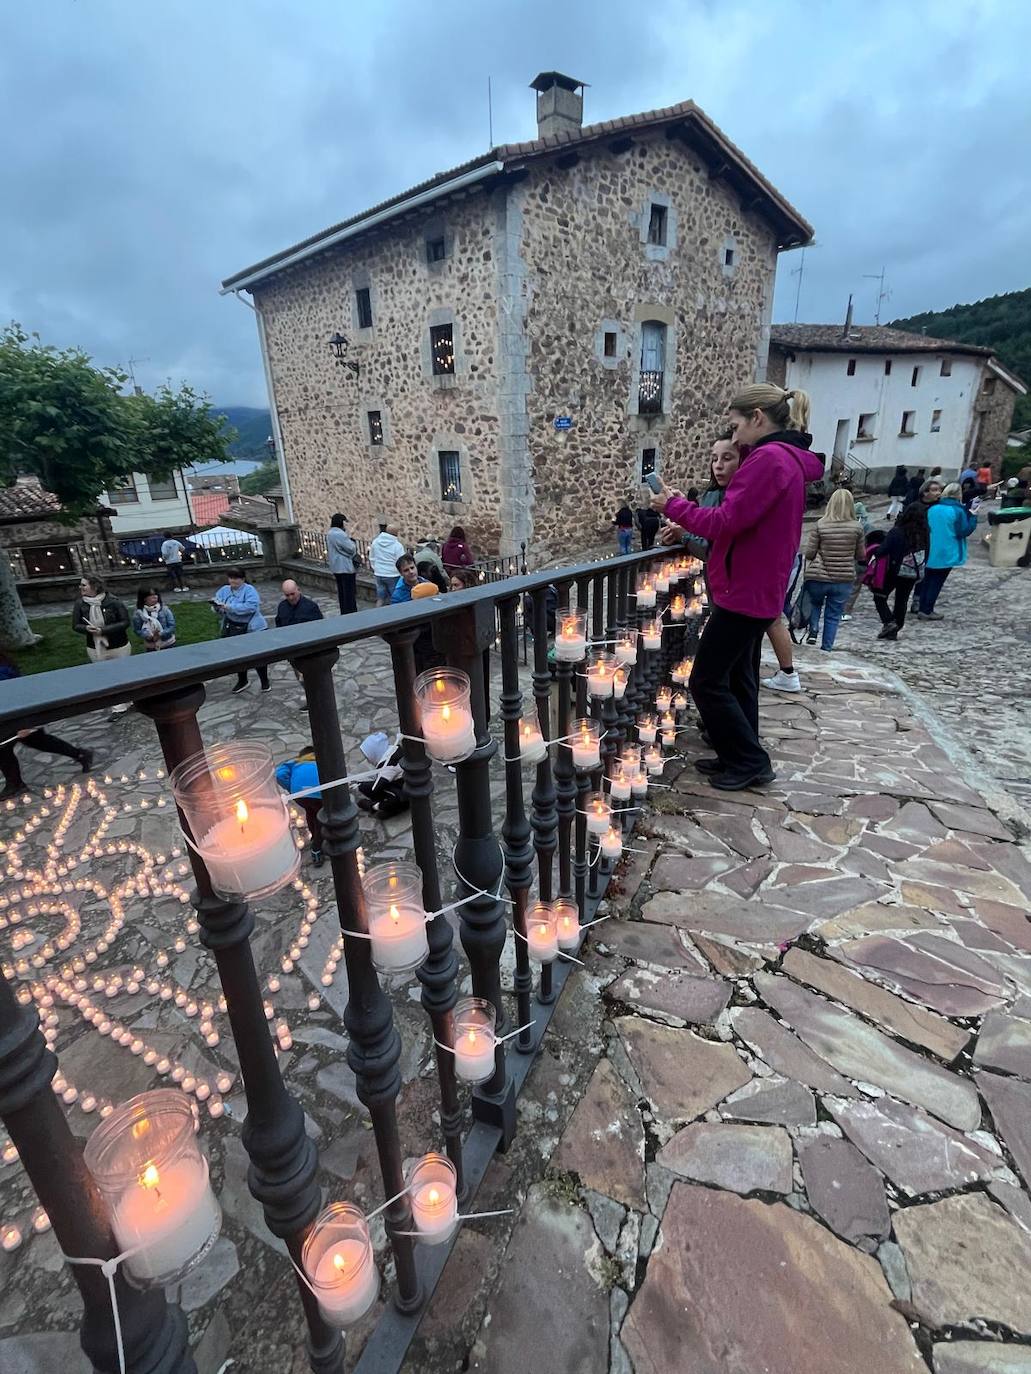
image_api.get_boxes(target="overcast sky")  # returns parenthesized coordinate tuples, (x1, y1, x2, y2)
(2, 0, 1028, 408)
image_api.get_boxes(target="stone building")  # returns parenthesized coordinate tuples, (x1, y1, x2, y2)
(222, 74, 812, 561)
(768, 323, 1026, 489)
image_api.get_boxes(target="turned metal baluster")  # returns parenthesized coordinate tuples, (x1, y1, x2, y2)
(292, 649, 422, 1313)
(529, 587, 560, 1013)
(552, 581, 577, 1002)
(140, 688, 344, 1373)
(434, 604, 516, 1148)
(0, 971, 194, 1374)
(384, 627, 464, 1197)
(497, 596, 535, 1054)
(614, 565, 633, 747)
(573, 574, 593, 920)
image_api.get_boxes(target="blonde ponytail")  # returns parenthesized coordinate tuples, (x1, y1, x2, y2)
(729, 383, 812, 433)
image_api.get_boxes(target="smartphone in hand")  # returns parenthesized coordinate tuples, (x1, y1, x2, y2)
(644, 472, 664, 495)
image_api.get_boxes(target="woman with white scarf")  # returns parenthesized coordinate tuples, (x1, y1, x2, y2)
(132, 587, 177, 651)
(71, 575, 132, 713)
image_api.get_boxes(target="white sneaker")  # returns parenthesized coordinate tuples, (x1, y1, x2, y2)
(762, 669, 802, 693)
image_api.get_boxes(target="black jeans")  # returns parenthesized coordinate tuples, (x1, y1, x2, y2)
(872, 578, 916, 631)
(234, 665, 270, 690)
(334, 572, 357, 615)
(166, 562, 184, 589)
(689, 606, 772, 779)
(1, 729, 83, 789)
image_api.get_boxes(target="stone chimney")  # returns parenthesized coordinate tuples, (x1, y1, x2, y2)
(530, 72, 587, 140)
(841, 293, 854, 339)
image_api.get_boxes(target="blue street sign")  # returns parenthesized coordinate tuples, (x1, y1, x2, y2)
(553, 416, 574, 431)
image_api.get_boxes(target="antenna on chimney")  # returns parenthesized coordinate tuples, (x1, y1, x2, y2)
(842, 294, 854, 339)
(863, 266, 890, 325)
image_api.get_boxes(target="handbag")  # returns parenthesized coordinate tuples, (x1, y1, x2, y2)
(221, 620, 249, 638)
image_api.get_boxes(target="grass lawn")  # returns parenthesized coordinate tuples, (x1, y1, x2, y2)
(13, 602, 221, 676)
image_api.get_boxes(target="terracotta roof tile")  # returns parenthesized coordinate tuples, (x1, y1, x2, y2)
(0, 483, 63, 524)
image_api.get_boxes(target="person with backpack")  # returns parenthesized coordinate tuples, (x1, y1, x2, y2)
(917, 482, 977, 620)
(652, 383, 823, 790)
(865, 504, 927, 640)
(800, 488, 867, 651)
(886, 466, 909, 519)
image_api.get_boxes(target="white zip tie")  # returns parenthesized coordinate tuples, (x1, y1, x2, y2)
(433, 1021, 535, 1057)
(62, 1241, 149, 1374)
(391, 1207, 514, 1236)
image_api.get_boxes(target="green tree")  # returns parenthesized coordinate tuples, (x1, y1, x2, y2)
(0, 324, 235, 649)
(239, 459, 281, 496)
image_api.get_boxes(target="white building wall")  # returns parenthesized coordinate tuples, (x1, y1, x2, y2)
(782, 351, 981, 488)
(100, 470, 193, 536)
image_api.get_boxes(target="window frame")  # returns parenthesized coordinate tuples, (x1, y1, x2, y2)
(646, 203, 668, 247)
(983, 376, 997, 395)
(846, 358, 857, 376)
(930, 409, 942, 433)
(437, 449, 462, 502)
(900, 410, 917, 437)
(911, 365, 921, 387)
(884, 359, 892, 376)
(638, 320, 667, 416)
(603, 331, 617, 358)
(856, 414, 876, 441)
(106, 477, 140, 505)
(430, 323, 455, 376)
(426, 236, 447, 264)
(940, 358, 952, 377)
(146, 474, 179, 502)
(355, 287, 373, 330)
(367, 410, 384, 446)
(640, 447, 657, 479)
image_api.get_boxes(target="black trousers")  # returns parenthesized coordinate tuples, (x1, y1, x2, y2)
(299, 799, 324, 852)
(872, 578, 915, 630)
(689, 606, 772, 779)
(334, 572, 357, 615)
(165, 562, 184, 589)
(234, 665, 270, 689)
(1, 729, 82, 789)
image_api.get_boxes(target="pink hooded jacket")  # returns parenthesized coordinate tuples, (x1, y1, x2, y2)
(664, 434, 825, 619)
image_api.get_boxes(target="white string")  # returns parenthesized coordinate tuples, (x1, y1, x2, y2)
(392, 1207, 515, 1236)
(433, 1021, 536, 1057)
(62, 1242, 149, 1374)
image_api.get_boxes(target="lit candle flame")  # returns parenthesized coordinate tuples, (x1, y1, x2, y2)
(332, 1250, 350, 1275)
(537, 924, 548, 937)
(441, 703, 451, 722)
(235, 799, 249, 826)
(141, 1163, 160, 1190)
(217, 767, 236, 782)
(434, 677, 446, 695)
(389, 903, 400, 925)
(428, 1188, 440, 1205)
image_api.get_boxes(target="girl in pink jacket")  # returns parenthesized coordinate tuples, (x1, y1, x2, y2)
(653, 384, 823, 791)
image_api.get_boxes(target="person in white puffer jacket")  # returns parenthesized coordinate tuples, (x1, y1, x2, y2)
(369, 524, 407, 606)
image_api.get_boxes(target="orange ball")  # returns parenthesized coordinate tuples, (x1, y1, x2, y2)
(411, 581, 439, 600)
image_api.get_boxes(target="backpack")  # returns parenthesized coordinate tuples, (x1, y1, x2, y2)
(861, 552, 891, 591)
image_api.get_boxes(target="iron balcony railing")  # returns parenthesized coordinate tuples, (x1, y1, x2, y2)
(10, 534, 265, 581)
(0, 546, 703, 1374)
(638, 369, 664, 416)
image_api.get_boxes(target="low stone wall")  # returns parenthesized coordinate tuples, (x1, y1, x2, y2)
(17, 560, 267, 606)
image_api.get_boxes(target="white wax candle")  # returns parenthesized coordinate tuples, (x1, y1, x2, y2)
(672, 691, 688, 711)
(526, 918, 558, 963)
(655, 691, 672, 714)
(112, 1157, 221, 1284)
(661, 728, 676, 749)
(638, 723, 657, 744)
(645, 749, 665, 776)
(672, 663, 687, 683)
(410, 1181, 458, 1245)
(586, 799, 611, 835)
(571, 733, 600, 770)
(609, 776, 631, 802)
(556, 909, 580, 951)
(555, 620, 587, 661)
(641, 627, 662, 651)
(519, 724, 547, 765)
(636, 586, 656, 609)
(613, 670, 628, 700)
(199, 803, 297, 897)
(453, 1027, 495, 1082)
(422, 705, 476, 763)
(669, 597, 686, 621)
(614, 638, 638, 666)
(314, 1238, 380, 1326)
(587, 665, 614, 697)
(600, 828, 623, 860)
(655, 572, 670, 593)
(368, 903, 429, 973)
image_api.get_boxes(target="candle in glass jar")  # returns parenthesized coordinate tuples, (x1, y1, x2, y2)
(636, 581, 656, 609)
(586, 654, 616, 698)
(364, 863, 429, 975)
(452, 997, 496, 1083)
(655, 687, 673, 714)
(669, 594, 686, 621)
(408, 1154, 458, 1245)
(631, 769, 649, 797)
(200, 801, 298, 900)
(689, 597, 705, 616)
(571, 721, 600, 770)
(655, 569, 671, 593)
(614, 635, 638, 666)
(645, 746, 665, 776)
(518, 718, 547, 765)
(416, 670, 476, 763)
(637, 715, 657, 745)
(608, 769, 632, 802)
(555, 612, 587, 661)
(600, 827, 623, 860)
(554, 898, 580, 951)
(526, 904, 558, 963)
(641, 621, 663, 651)
(585, 793, 611, 835)
(672, 690, 688, 712)
(612, 667, 628, 700)
(305, 1205, 379, 1328)
(672, 657, 693, 683)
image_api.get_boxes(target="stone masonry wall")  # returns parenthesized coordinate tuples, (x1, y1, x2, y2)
(971, 365, 1019, 479)
(516, 136, 779, 559)
(254, 194, 505, 550)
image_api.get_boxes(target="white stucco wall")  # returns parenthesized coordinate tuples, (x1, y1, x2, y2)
(101, 470, 193, 536)
(782, 350, 981, 485)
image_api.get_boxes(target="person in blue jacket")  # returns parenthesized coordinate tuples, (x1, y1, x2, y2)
(275, 745, 323, 866)
(212, 567, 271, 694)
(917, 483, 978, 620)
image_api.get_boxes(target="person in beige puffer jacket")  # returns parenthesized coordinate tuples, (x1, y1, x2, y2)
(801, 488, 867, 651)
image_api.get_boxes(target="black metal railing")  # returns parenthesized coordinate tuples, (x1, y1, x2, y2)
(638, 369, 664, 416)
(0, 545, 704, 1374)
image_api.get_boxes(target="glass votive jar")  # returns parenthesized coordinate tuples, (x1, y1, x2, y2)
(669, 594, 686, 621)
(518, 715, 548, 765)
(570, 719, 601, 770)
(655, 687, 673, 714)
(614, 633, 638, 666)
(408, 1153, 459, 1246)
(621, 744, 641, 773)
(362, 862, 430, 975)
(555, 611, 587, 662)
(452, 996, 497, 1084)
(414, 668, 476, 764)
(82, 1088, 221, 1287)
(641, 620, 663, 651)
(631, 768, 649, 798)
(526, 902, 559, 963)
(613, 667, 628, 700)
(655, 568, 671, 593)
(584, 792, 612, 836)
(608, 762, 632, 802)
(554, 898, 580, 951)
(672, 690, 688, 712)
(169, 743, 299, 900)
(645, 745, 665, 776)
(637, 714, 657, 745)
(303, 1202, 379, 1328)
(586, 653, 617, 698)
(600, 827, 624, 860)
(671, 657, 692, 684)
(636, 579, 657, 609)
